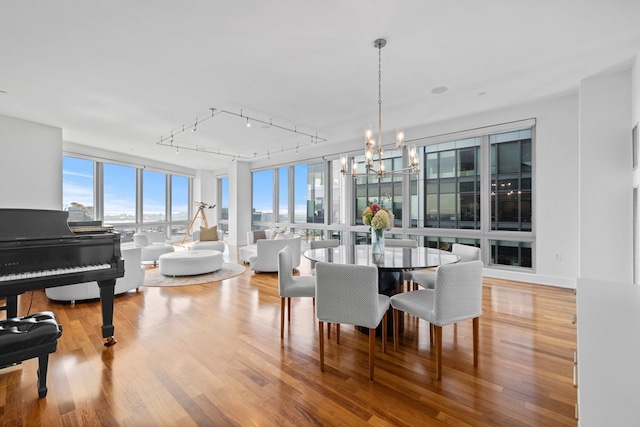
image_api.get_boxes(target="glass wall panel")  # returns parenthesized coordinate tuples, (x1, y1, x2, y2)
(143, 170, 166, 223)
(423, 139, 480, 229)
(220, 177, 229, 221)
(63, 156, 95, 221)
(490, 129, 533, 231)
(294, 162, 325, 224)
(278, 167, 289, 223)
(252, 169, 273, 223)
(171, 175, 189, 221)
(104, 163, 136, 224)
(490, 240, 532, 268)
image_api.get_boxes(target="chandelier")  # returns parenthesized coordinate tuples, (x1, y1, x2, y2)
(341, 38, 419, 177)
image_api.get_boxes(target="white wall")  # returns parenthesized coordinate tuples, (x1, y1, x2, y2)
(579, 69, 633, 283)
(0, 115, 63, 210)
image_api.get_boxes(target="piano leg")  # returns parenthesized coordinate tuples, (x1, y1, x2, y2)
(97, 279, 117, 347)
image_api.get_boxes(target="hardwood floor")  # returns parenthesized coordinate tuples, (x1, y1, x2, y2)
(1, 247, 577, 426)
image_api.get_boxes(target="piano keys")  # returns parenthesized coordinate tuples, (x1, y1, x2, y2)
(0, 208, 125, 346)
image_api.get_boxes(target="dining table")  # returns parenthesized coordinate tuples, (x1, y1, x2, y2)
(304, 244, 460, 335)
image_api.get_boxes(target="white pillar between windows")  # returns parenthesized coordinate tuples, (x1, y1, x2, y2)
(228, 160, 252, 246)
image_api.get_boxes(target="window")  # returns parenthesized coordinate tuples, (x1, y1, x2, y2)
(217, 177, 229, 233)
(143, 170, 166, 224)
(423, 138, 481, 229)
(103, 163, 136, 224)
(353, 150, 403, 226)
(294, 162, 325, 224)
(490, 129, 532, 231)
(252, 169, 273, 224)
(63, 156, 95, 221)
(278, 167, 289, 223)
(171, 175, 189, 237)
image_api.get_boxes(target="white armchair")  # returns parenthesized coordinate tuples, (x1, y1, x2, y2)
(249, 235, 301, 273)
(45, 247, 146, 303)
(191, 229, 225, 252)
(133, 231, 175, 264)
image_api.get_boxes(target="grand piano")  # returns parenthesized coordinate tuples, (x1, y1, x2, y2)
(0, 208, 125, 346)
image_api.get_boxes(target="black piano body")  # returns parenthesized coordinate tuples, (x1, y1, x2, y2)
(0, 208, 125, 346)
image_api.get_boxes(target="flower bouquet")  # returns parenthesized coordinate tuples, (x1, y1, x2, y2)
(362, 203, 394, 253)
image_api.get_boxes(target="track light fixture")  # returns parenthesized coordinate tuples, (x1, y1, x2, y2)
(157, 107, 326, 160)
(341, 39, 419, 178)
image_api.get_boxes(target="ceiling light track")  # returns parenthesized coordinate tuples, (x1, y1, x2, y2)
(157, 107, 326, 160)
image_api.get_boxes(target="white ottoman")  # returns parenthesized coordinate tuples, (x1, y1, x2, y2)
(158, 250, 223, 276)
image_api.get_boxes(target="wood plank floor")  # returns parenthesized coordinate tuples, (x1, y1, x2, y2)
(1, 247, 577, 426)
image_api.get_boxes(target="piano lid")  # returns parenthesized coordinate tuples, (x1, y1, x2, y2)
(0, 208, 76, 241)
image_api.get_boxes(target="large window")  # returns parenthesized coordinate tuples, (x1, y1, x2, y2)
(423, 138, 481, 229)
(143, 170, 166, 224)
(278, 167, 289, 223)
(63, 156, 192, 242)
(252, 169, 273, 224)
(104, 163, 136, 224)
(354, 150, 403, 226)
(490, 129, 532, 231)
(294, 162, 325, 224)
(63, 156, 95, 221)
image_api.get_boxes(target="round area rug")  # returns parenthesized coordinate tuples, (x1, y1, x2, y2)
(142, 263, 246, 287)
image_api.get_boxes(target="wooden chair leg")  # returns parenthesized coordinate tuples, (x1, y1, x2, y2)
(37, 353, 50, 398)
(280, 298, 285, 338)
(393, 308, 399, 352)
(328, 322, 331, 339)
(473, 317, 479, 367)
(287, 297, 291, 322)
(381, 312, 387, 354)
(319, 321, 325, 372)
(369, 327, 375, 382)
(336, 323, 340, 344)
(434, 325, 443, 380)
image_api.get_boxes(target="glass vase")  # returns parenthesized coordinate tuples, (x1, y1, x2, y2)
(371, 228, 385, 254)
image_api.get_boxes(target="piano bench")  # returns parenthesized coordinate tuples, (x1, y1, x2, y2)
(0, 311, 63, 398)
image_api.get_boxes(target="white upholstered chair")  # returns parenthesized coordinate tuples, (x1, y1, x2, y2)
(133, 231, 175, 264)
(390, 260, 483, 380)
(412, 243, 481, 290)
(315, 262, 390, 382)
(385, 238, 418, 290)
(277, 247, 316, 339)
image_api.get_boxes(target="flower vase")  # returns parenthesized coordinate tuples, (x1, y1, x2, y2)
(371, 228, 385, 254)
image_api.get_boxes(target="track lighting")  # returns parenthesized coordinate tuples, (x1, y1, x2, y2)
(158, 107, 327, 160)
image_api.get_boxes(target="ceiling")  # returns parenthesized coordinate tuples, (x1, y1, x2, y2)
(1, 1, 639, 171)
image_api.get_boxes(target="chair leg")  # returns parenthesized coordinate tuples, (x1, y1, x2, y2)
(319, 321, 325, 372)
(280, 297, 285, 338)
(434, 325, 443, 380)
(287, 297, 291, 322)
(473, 317, 479, 367)
(393, 309, 399, 352)
(328, 322, 331, 339)
(336, 324, 340, 344)
(37, 353, 50, 398)
(381, 312, 387, 354)
(369, 327, 375, 382)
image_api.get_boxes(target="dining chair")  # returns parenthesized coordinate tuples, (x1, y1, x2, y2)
(315, 262, 390, 382)
(278, 247, 316, 339)
(390, 260, 483, 380)
(309, 239, 340, 274)
(385, 238, 418, 291)
(412, 243, 481, 290)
